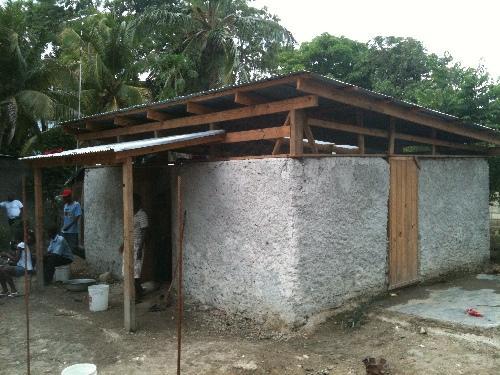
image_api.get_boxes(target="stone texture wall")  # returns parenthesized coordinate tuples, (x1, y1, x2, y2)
(84, 167, 123, 276)
(418, 158, 490, 278)
(172, 157, 390, 324)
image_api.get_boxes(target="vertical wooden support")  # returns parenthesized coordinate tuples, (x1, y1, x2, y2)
(388, 118, 396, 155)
(33, 168, 44, 289)
(208, 123, 219, 159)
(122, 157, 136, 332)
(176, 176, 184, 375)
(356, 110, 365, 154)
(431, 128, 437, 155)
(290, 109, 306, 156)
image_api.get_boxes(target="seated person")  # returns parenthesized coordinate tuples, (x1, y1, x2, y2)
(0, 241, 33, 297)
(44, 226, 74, 284)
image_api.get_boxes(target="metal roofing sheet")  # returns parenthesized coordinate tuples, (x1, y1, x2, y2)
(20, 130, 225, 161)
(60, 70, 499, 137)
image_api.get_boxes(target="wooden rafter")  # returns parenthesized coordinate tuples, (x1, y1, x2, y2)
(114, 116, 141, 126)
(234, 91, 268, 105)
(146, 110, 173, 122)
(297, 77, 500, 145)
(356, 110, 365, 154)
(77, 95, 319, 141)
(224, 126, 290, 144)
(309, 118, 483, 152)
(186, 101, 215, 114)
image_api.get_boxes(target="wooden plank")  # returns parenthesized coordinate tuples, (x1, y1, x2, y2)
(186, 101, 214, 114)
(388, 158, 419, 289)
(77, 95, 319, 141)
(114, 116, 141, 126)
(303, 124, 318, 153)
(224, 126, 290, 144)
(115, 132, 226, 160)
(290, 109, 307, 156)
(272, 139, 283, 155)
(389, 118, 396, 155)
(431, 129, 437, 155)
(309, 118, 483, 152)
(122, 157, 135, 332)
(356, 110, 365, 154)
(234, 91, 268, 105)
(146, 110, 174, 122)
(33, 168, 44, 289)
(85, 121, 110, 131)
(297, 77, 500, 145)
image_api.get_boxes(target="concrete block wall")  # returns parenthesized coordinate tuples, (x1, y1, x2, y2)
(172, 157, 390, 324)
(418, 159, 490, 278)
(84, 167, 124, 276)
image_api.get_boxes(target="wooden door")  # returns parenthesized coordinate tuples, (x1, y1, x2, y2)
(388, 157, 419, 289)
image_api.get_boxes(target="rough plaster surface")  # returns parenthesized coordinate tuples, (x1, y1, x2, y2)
(418, 159, 490, 278)
(84, 167, 123, 276)
(173, 157, 390, 324)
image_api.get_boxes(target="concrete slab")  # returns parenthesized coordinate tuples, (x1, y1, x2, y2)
(387, 274, 500, 329)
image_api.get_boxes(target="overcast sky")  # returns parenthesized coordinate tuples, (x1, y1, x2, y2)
(253, 0, 500, 79)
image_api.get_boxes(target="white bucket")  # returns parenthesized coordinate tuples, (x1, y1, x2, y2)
(88, 284, 109, 312)
(54, 264, 71, 282)
(61, 363, 97, 375)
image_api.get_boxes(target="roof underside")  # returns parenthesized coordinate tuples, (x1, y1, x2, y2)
(50, 71, 500, 162)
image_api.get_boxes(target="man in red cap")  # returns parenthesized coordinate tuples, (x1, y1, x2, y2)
(61, 188, 82, 257)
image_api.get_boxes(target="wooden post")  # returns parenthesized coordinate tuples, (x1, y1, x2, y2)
(431, 128, 437, 155)
(33, 168, 44, 289)
(388, 118, 396, 155)
(356, 110, 365, 154)
(290, 109, 306, 156)
(122, 157, 136, 332)
(208, 123, 219, 159)
(22, 176, 31, 375)
(176, 176, 185, 375)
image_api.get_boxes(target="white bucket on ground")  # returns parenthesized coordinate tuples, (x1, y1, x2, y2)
(61, 363, 97, 375)
(88, 284, 109, 312)
(54, 264, 71, 282)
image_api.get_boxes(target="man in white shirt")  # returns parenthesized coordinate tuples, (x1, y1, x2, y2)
(0, 195, 23, 249)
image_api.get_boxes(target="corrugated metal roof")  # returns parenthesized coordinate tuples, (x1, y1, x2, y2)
(20, 130, 225, 161)
(60, 71, 499, 137)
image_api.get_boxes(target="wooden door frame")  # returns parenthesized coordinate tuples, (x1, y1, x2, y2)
(388, 156, 420, 290)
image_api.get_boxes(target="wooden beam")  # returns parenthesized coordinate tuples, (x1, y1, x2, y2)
(431, 128, 437, 155)
(290, 109, 307, 156)
(26, 151, 117, 168)
(272, 139, 283, 155)
(146, 110, 173, 122)
(303, 124, 318, 153)
(122, 157, 135, 332)
(389, 118, 396, 155)
(115, 132, 226, 160)
(186, 101, 215, 115)
(77, 95, 319, 141)
(356, 110, 365, 154)
(234, 91, 268, 105)
(33, 168, 44, 289)
(224, 126, 290, 144)
(297, 77, 500, 145)
(309, 118, 483, 152)
(85, 121, 110, 131)
(114, 116, 140, 127)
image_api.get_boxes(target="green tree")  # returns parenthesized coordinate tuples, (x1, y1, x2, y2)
(59, 14, 149, 114)
(139, 0, 294, 95)
(0, 0, 71, 155)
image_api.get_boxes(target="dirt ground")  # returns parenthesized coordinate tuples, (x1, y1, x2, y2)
(0, 275, 499, 375)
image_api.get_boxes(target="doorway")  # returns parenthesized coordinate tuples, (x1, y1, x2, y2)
(388, 157, 419, 289)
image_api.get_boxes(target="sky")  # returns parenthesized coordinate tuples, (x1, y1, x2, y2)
(253, 0, 500, 78)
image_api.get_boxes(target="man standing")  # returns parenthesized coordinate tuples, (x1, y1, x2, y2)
(61, 188, 82, 258)
(44, 226, 74, 283)
(0, 195, 23, 248)
(120, 194, 148, 301)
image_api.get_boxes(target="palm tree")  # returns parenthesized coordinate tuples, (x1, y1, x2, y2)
(139, 0, 294, 92)
(0, 25, 62, 154)
(59, 14, 149, 115)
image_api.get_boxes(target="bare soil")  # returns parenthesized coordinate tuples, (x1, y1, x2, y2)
(0, 280, 498, 375)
